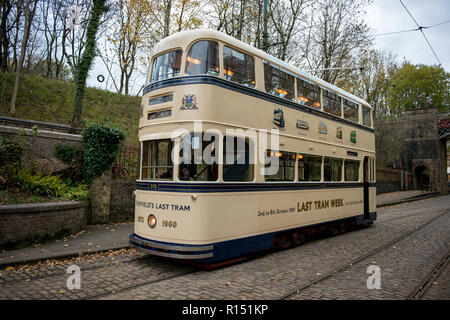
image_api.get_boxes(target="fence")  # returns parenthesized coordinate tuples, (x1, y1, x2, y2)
(112, 143, 140, 179)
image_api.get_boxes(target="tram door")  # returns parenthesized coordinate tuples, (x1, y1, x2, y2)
(363, 157, 370, 219)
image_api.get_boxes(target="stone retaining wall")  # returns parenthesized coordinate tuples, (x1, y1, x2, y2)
(0, 201, 88, 249)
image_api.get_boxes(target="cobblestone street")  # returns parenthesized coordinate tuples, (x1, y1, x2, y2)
(0, 195, 449, 300)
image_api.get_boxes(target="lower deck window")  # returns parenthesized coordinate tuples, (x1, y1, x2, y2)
(344, 159, 360, 181)
(298, 154, 322, 181)
(141, 139, 173, 180)
(223, 136, 253, 181)
(265, 150, 296, 181)
(179, 133, 218, 181)
(324, 157, 342, 182)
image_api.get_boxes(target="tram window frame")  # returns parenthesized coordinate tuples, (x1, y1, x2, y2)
(343, 99, 359, 123)
(264, 150, 296, 182)
(264, 62, 295, 101)
(324, 157, 343, 182)
(298, 154, 322, 182)
(185, 40, 220, 76)
(150, 49, 183, 83)
(223, 46, 256, 88)
(297, 78, 321, 109)
(223, 136, 254, 182)
(178, 133, 219, 182)
(141, 139, 173, 180)
(362, 105, 372, 127)
(323, 90, 342, 117)
(344, 159, 360, 182)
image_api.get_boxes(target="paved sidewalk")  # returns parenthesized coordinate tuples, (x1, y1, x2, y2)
(376, 190, 437, 207)
(0, 189, 440, 268)
(0, 222, 133, 267)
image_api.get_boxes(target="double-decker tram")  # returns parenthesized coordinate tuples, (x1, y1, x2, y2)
(129, 29, 376, 266)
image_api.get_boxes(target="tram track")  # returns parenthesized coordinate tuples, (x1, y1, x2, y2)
(84, 269, 200, 300)
(279, 208, 449, 300)
(408, 251, 449, 300)
(0, 251, 148, 284)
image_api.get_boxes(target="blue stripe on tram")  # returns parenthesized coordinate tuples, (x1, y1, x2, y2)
(135, 182, 377, 193)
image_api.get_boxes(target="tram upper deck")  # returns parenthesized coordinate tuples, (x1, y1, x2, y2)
(139, 29, 374, 153)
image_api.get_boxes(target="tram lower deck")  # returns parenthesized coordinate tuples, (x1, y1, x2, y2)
(130, 182, 376, 263)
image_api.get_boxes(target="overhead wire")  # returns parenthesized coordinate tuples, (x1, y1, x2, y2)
(398, 0, 442, 66)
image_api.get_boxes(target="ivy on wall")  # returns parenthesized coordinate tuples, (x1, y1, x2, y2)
(82, 124, 125, 184)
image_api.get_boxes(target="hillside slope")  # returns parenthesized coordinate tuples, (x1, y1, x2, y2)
(0, 72, 141, 143)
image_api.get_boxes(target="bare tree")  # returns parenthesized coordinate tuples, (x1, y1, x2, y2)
(301, 0, 372, 84)
(9, 0, 37, 114)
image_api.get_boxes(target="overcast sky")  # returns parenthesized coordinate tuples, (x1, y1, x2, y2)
(368, 0, 450, 71)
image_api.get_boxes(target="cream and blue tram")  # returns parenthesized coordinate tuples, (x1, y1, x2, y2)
(129, 29, 376, 264)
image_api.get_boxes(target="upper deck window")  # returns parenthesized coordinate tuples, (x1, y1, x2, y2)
(185, 40, 219, 76)
(343, 99, 359, 123)
(297, 78, 321, 109)
(150, 49, 182, 83)
(264, 62, 295, 100)
(323, 90, 341, 116)
(223, 46, 255, 88)
(362, 105, 372, 127)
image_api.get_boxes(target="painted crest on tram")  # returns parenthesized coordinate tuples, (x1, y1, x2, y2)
(180, 94, 198, 110)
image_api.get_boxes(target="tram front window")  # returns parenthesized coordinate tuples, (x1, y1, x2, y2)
(141, 140, 173, 180)
(179, 133, 218, 181)
(151, 49, 183, 83)
(185, 40, 219, 76)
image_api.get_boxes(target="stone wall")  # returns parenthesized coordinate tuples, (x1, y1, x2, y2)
(0, 201, 88, 249)
(376, 167, 401, 194)
(110, 179, 136, 222)
(0, 125, 82, 160)
(89, 169, 135, 223)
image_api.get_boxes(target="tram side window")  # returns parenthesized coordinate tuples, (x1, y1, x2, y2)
(323, 90, 341, 116)
(264, 150, 295, 181)
(264, 63, 295, 100)
(179, 133, 218, 181)
(142, 140, 173, 180)
(151, 49, 183, 83)
(362, 105, 372, 127)
(324, 157, 342, 182)
(223, 136, 254, 181)
(297, 79, 321, 109)
(185, 40, 219, 76)
(344, 160, 360, 181)
(298, 154, 322, 181)
(343, 99, 359, 123)
(223, 46, 255, 88)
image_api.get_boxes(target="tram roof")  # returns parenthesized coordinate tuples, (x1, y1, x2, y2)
(152, 29, 372, 110)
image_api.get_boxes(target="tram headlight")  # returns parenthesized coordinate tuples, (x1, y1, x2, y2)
(148, 214, 157, 228)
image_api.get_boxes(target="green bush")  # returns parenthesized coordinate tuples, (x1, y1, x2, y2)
(82, 124, 125, 184)
(0, 137, 22, 166)
(14, 169, 88, 201)
(55, 145, 82, 165)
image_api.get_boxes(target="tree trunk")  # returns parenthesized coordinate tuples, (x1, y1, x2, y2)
(9, 0, 36, 114)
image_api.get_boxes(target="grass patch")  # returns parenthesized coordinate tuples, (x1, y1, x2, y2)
(0, 72, 141, 144)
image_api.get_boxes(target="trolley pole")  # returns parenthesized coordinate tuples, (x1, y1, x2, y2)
(262, 0, 269, 52)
